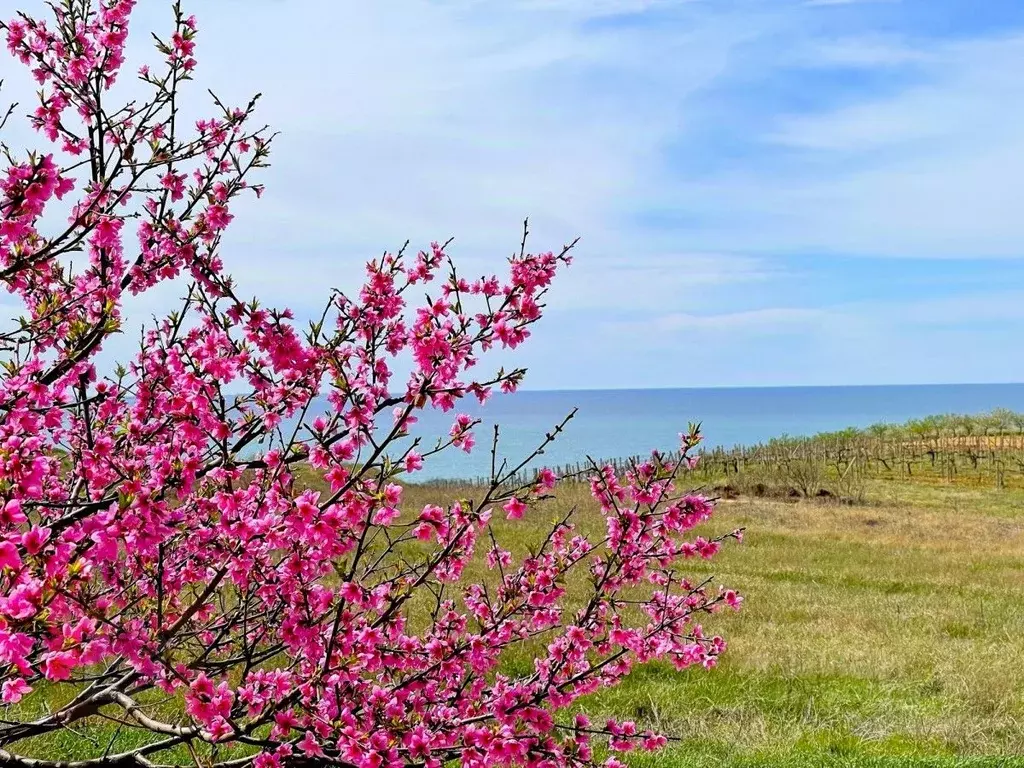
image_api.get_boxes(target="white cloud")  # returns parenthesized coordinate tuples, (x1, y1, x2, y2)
(652, 33, 1024, 260)
(4, 0, 1024, 388)
(586, 289, 1024, 388)
(850, 290, 1024, 327)
(796, 36, 933, 67)
(766, 103, 945, 151)
(1, 0, 768, 371)
(767, 36, 1024, 152)
(140, 0, 771, 310)
(636, 307, 823, 333)
(500, 0, 679, 15)
(804, 0, 900, 7)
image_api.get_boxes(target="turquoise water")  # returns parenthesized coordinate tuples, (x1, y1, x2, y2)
(378, 384, 1024, 480)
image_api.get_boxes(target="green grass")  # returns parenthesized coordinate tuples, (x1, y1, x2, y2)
(6, 476, 1024, 766)
(555, 480, 1024, 766)
(414, 475, 1024, 766)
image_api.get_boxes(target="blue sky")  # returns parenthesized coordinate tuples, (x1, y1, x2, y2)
(5, 0, 1024, 389)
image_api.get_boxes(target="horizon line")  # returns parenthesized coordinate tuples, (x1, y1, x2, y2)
(514, 381, 1024, 394)
(215, 381, 1024, 398)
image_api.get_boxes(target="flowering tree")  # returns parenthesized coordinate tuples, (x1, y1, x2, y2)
(0, 2, 743, 766)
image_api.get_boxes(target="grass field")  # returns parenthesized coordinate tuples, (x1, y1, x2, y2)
(7, 475, 1024, 767)
(400, 474, 1024, 767)
(533, 479, 1024, 767)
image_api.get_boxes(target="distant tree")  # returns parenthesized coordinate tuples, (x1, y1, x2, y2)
(1012, 412, 1024, 435)
(866, 422, 892, 441)
(989, 408, 1016, 436)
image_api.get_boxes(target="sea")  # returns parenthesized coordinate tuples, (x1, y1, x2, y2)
(352, 383, 1024, 481)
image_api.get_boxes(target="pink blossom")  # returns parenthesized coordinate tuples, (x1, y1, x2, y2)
(298, 731, 324, 757)
(91, 216, 122, 249)
(0, 4, 739, 764)
(42, 651, 77, 681)
(0, 541, 22, 571)
(0, 500, 26, 525)
(1, 679, 31, 704)
(21, 526, 49, 555)
(405, 451, 424, 473)
(504, 497, 528, 520)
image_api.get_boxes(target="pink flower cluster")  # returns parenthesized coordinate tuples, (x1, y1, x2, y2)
(0, 2, 742, 767)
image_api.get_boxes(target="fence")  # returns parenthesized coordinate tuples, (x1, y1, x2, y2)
(421, 410, 1024, 491)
